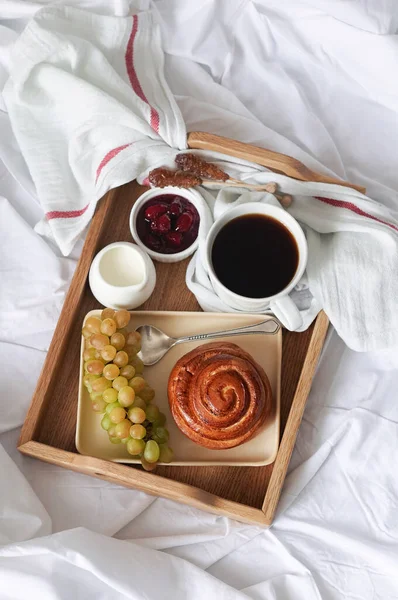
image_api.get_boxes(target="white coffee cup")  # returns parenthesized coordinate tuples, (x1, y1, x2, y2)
(204, 202, 308, 331)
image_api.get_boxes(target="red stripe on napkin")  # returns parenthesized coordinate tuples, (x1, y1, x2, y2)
(46, 203, 89, 220)
(46, 16, 161, 222)
(95, 143, 131, 182)
(125, 15, 160, 133)
(48, 142, 130, 219)
(315, 196, 398, 233)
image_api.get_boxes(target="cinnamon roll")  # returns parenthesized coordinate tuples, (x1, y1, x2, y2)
(167, 342, 272, 449)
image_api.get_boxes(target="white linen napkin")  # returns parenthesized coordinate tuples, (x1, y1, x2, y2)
(2, 5, 186, 256)
(183, 162, 398, 351)
(3, 5, 398, 352)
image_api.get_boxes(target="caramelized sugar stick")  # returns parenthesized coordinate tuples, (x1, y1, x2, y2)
(148, 168, 202, 188)
(175, 153, 229, 181)
(173, 171, 202, 187)
(148, 168, 174, 187)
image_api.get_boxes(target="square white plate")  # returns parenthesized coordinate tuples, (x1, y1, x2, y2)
(76, 311, 281, 466)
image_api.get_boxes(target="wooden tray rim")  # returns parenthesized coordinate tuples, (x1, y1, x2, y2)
(19, 310, 328, 526)
(18, 132, 333, 526)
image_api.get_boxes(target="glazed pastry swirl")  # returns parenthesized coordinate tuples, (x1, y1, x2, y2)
(168, 342, 272, 449)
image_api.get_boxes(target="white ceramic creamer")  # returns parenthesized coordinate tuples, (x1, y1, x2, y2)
(89, 242, 156, 309)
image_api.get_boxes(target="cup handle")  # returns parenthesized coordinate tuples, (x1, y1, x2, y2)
(269, 296, 302, 331)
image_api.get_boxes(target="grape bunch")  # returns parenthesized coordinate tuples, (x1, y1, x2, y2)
(82, 308, 173, 471)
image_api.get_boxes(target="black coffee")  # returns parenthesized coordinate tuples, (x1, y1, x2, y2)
(211, 214, 299, 298)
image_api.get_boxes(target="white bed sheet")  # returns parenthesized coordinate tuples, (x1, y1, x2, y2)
(1, 1, 398, 598)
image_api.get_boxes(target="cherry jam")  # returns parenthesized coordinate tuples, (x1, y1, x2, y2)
(136, 194, 200, 255)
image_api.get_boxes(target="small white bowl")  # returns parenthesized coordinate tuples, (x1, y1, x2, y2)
(89, 242, 156, 309)
(129, 186, 203, 263)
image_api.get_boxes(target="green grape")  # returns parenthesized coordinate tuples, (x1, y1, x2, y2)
(145, 404, 160, 423)
(128, 376, 146, 394)
(121, 437, 130, 444)
(109, 436, 121, 444)
(152, 426, 169, 444)
(128, 407, 146, 424)
(129, 355, 144, 374)
(112, 376, 128, 391)
(86, 360, 105, 375)
(140, 457, 157, 471)
(84, 316, 102, 334)
(83, 347, 98, 361)
(90, 390, 104, 402)
(83, 336, 93, 348)
(108, 425, 116, 437)
(92, 398, 106, 413)
(153, 412, 166, 428)
(127, 342, 140, 355)
(118, 386, 135, 408)
(144, 440, 160, 463)
(114, 419, 131, 439)
(130, 424, 146, 439)
(114, 309, 130, 329)
(159, 444, 174, 463)
(109, 407, 126, 424)
(131, 396, 146, 410)
(120, 365, 135, 380)
(92, 376, 112, 393)
(103, 388, 118, 404)
(103, 363, 120, 380)
(90, 333, 110, 350)
(110, 332, 125, 351)
(101, 414, 111, 431)
(127, 438, 145, 456)
(125, 345, 138, 362)
(126, 330, 141, 346)
(83, 373, 100, 388)
(100, 318, 117, 337)
(101, 308, 115, 320)
(105, 401, 121, 414)
(128, 405, 139, 420)
(140, 385, 155, 403)
(101, 345, 117, 363)
(113, 351, 129, 368)
(82, 326, 92, 339)
(125, 331, 141, 353)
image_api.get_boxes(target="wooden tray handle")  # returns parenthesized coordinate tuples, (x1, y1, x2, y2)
(187, 132, 366, 195)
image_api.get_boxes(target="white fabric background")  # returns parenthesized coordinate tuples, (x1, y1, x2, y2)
(1, 1, 398, 598)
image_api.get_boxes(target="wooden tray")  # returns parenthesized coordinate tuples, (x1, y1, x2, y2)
(17, 133, 338, 526)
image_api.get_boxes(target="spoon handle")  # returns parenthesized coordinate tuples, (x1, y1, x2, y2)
(174, 318, 281, 345)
